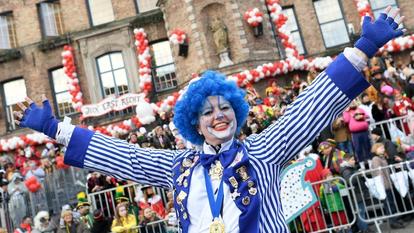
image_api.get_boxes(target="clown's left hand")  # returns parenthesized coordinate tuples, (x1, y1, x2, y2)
(355, 6, 405, 58)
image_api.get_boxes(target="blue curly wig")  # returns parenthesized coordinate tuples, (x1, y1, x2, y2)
(173, 70, 249, 145)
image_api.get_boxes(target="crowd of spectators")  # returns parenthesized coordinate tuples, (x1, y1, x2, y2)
(1, 50, 414, 232)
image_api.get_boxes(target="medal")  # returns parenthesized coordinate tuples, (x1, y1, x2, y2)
(210, 218, 225, 233)
(236, 166, 250, 181)
(209, 160, 224, 180)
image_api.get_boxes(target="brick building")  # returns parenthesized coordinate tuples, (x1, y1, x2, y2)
(0, 0, 412, 140)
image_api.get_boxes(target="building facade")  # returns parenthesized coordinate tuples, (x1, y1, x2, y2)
(0, 0, 412, 139)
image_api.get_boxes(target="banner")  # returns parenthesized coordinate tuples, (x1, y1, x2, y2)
(81, 93, 145, 118)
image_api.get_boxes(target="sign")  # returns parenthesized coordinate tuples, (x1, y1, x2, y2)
(81, 93, 145, 118)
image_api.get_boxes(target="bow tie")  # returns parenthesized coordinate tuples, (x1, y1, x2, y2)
(199, 140, 240, 170)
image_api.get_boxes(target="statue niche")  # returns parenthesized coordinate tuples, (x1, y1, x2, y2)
(209, 16, 233, 68)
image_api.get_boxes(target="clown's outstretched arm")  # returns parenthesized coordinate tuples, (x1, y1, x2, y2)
(246, 6, 404, 166)
(13, 95, 187, 189)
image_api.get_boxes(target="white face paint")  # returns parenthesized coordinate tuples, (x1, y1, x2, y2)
(198, 96, 237, 146)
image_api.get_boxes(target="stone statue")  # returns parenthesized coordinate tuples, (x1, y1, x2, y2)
(210, 17, 229, 54)
(209, 17, 233, 67)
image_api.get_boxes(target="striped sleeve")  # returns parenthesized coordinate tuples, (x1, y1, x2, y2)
(64, 129, 191, 189)
(245, 54, 370, 166)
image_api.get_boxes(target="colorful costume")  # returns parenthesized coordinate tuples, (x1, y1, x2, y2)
(17, 12, 403, 233)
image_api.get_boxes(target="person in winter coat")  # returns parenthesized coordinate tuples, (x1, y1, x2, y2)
(371, 143, 405, 229)
(32, 211, 58, 233)
(319, 169, 348, 227)
(340, 155, 374, 233)
(14, 216, 32, 233)
(57, 210, 89, 233)
(111, 202, 137, 233)
(90, 209, 111, 233)
(318, 139, 345, 175)
(370, 127, 403, 164)
(343, 101, 372, 169)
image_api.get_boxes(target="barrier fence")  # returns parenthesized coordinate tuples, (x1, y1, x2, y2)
(350, 160, 414, 233)
(289, 176, 356, 233)
(3, 115, 414, 232)
(87, 183, 169, 219)
(0, 167, 87, 232)
(370, 114, 414, 146)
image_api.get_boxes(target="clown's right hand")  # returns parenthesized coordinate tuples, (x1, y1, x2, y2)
(14, 95, 59, 139)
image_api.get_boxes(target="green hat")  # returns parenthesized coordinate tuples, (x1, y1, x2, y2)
(76, 191, 90, 209)
(115, 186, 129, 204)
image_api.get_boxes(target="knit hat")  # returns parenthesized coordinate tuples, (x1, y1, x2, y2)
(76, 192, 90, 209)
(321, 169, 332, 178)
(115, 186, 129, 204)
(371, 127, 383, 136)
(318, 139, 336, 152)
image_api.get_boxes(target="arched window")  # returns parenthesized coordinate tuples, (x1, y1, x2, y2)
(96, 52, 129, 97)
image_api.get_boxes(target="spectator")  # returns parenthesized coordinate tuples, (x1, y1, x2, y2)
(392, 90, 414, 134)
(319, 169, 348, 227)
(76, 192, 93, 230)
(111, 202, 137, 233)
(151, 126, 172, 149)
(371, 143, 405, 229)
(318, 139, 345, 175)
(343, 101, 372, 169)
(8, 172, 28, 228)
(405, 73, 414, 100)
(371, 96, 392, 139)
(57, 210, 89, 233)
(370, 127, 402, 164)
(32, 211, 57, 233)
(138, 186, 166, 219)
(139, 208, 166, 233)
(332, 116, 353, 155)
(127, 132, 139, 145)
(25, 160, 45, 182)
(90, 209, 111, 233)
(14, 216, 32, 233)
(359, 93, 375, 124)
(87, 172, 104, 193)
(340, 155, 374, 233)
(245, 83, 261, 106)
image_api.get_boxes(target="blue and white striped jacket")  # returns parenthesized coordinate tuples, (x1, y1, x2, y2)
(63, 54, 369, 232)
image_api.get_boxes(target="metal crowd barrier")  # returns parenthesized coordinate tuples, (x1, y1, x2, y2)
(289, 176, 356, 233)
(87, 182, 168, 218)
(0, 167, 87, 232)
(108, 219, 177, 233)
(370, 115, 414, 146)
(0, 191, 12, 232)
(350, 160, 414, 233)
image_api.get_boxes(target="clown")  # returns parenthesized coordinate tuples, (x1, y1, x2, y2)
(14, 7, 404, 233)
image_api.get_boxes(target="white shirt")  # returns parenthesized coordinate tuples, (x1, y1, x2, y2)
(187, 140, 241, 233)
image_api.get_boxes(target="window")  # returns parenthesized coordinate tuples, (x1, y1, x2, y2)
(2, 79, 27, 131)
(314, 0, 350, 48)
(87, 0, 115, 26)
(0, 12, 17, 49)
(135, 0, 158, 13)
(38, 1, 64, 37)
(151, 41, 177, 92)
(282, 7, 305, 55)
(370, 0, 399, 20)
(50, 67, 76, 117)
(96, 52, 129, 97)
